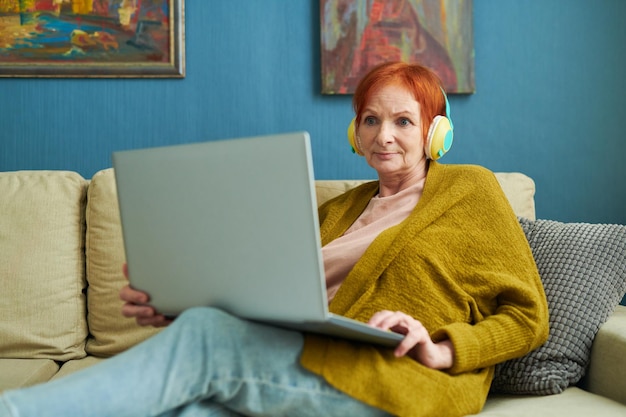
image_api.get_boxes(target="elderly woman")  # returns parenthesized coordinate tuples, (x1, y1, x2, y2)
(0, 62, 548, 417)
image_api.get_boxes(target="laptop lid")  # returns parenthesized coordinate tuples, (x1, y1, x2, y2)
(112, 132, 330, 321)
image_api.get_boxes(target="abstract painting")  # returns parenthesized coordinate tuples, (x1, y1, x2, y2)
(0, 0, 184, 78)
(321, 0, 474, 94)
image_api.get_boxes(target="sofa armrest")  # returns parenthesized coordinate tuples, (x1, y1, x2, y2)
(583, 305, 626, 405)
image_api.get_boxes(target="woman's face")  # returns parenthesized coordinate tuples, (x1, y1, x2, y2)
(356, 83, 427, 180)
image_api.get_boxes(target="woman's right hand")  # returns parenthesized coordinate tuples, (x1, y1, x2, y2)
(119, 263, 173, 327)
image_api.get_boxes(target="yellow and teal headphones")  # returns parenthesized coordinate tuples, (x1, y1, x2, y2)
(347, 87, 454, 160)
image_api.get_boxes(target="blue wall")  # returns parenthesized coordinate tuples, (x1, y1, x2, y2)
(1, 0, 625, 224)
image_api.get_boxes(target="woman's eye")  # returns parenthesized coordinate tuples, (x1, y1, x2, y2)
(364, 116, 376, 126)
(398, 118, 411, 127)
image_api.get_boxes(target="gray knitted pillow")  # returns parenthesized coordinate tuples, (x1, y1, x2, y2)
(491, 218, 626, 395)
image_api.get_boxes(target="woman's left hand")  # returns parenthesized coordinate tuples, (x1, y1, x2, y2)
(368, 310, 455, 370)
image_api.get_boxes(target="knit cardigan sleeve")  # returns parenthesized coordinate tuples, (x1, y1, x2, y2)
(411, 163, 550, 374)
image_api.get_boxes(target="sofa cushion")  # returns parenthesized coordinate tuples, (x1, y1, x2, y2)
(0, 359, 59, 393)
(315, 180, 377, 207)
(491, 218, 626, 395)
(315, 172, 536, 219)
(52, 356, 106, 381)
(0, 171, 88, 361)
(493, 172, 536, 220)
(84, 169, 160, 357)
(474, 387, 626, 416)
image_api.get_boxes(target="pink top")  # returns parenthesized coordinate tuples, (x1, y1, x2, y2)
(322, 179, 425, 302)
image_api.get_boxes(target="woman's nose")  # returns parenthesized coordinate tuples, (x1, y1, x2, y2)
(376, 122, 395, 145)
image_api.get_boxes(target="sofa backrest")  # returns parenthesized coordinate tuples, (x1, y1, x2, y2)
(0, 171, 89, 361)
(0, 168, 536, 361)
(315, 172, 536, 220)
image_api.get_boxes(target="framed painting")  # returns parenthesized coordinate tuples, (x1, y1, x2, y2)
(0, 0, 184, 78)
(320, 0, 474, 94)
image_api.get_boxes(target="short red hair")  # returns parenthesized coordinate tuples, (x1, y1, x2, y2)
(352, 62, 447, 142)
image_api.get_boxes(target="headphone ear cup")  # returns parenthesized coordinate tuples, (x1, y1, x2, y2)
(425, 115, 453, 160)
(347, 118, 363, 155)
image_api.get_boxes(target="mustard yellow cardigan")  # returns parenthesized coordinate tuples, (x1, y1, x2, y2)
(300, 162, 549, 417)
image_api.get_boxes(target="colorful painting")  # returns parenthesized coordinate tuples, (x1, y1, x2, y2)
(321, 0, 474, 94)
(0, 0, 184, 77)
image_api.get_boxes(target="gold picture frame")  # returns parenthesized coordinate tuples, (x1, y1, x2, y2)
(0, 0, 184, 78)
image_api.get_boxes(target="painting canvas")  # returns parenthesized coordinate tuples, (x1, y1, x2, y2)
(321, 0, 474, 94)
(0, 0, 184, 78)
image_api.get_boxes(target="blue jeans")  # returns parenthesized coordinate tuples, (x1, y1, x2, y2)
(0, 307, 390, 417)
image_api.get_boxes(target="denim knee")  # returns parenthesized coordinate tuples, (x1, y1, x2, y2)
(175, 306, 232, 328)
(170, 307, 243, 347)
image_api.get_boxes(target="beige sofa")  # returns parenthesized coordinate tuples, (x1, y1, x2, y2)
(0, 168, 624, 416)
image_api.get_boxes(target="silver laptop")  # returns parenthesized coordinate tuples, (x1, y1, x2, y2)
(112, 132, 403, 347)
